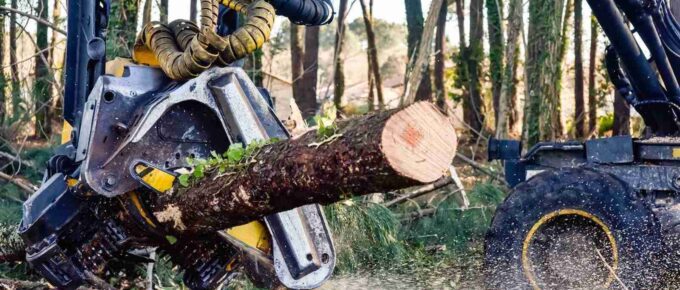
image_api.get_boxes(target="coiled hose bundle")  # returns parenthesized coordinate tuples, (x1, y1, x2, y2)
(133, 0, 334, 80)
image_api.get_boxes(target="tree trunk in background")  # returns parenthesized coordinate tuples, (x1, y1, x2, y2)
(588, 16, 599, 133)
(467, 0, 485, 133)
(290, 25, 305, 119)
(612, 91, 630, 135)
(50, 0, 63, 121)
(525, 0, 566, 145)
(360, 0, 384, 110)
(333, 0, 349, 111)
(454, 0, 472, 132)
(107, 0, 139, 57)
(160, 0, 168, 23)
(0, 0, 6, 124)
(34, 0, 52, 139)
(10, 0, 21, 121)
(301, 26, 320, 119)
(487, 0, 504, 125)
(405, 0, 433, 102)
(143, 0, 153, 25)
(190, 0, 198, 22)
(550, 0, 572, 138)
(151, 102, 457, 235)
(434, 0, 447, 109)
(574, 0, 585, 138)
(496, 0, 521, 139)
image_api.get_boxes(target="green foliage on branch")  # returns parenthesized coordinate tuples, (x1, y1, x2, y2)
(178, 139, 278, 187)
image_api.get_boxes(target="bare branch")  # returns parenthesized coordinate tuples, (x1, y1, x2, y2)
(0, 6, 66, 35)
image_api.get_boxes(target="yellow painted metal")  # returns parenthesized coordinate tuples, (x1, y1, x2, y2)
(61, 121, 73, 144)
(134, 164, 176, 193)
(226, 221, 271, 252)
(521, 209, 619, 290)
(672, 148, 680, 158)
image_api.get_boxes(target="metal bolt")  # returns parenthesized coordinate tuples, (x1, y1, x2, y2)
(105, 176, 117, 187)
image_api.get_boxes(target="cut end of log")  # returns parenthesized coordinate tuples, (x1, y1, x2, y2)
(381, 102, 458, 183)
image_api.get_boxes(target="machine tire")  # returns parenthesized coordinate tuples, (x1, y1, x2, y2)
(484, 168, 663, 289)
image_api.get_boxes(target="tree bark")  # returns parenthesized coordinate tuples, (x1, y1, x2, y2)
(160, 0, 169, 23)
(487, 0, 504, 125)
(150, 102, 458, 235)
(143, 0, 153, 25)
(524, 0, 567, 145)
(333, 0, 349, 111)
(34, 0, 52, 139)
(496, 0, 521, 139)
(588, 16, 599, 133)
(290, 25, 307, 118)
(612, 90, 630, 136)
(404, 0, 433, 102)
(0, 0, 6, 124)
(434, 0, 447, 110)
(466, 0, 485, 133)
(190, 0, 198, 22)
(574, 0, 585, 138)
(301, 26, 320, 118)
(359, 0, 384, 110)
(9, 0, 20, 121)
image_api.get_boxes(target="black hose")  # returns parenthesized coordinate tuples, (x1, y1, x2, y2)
(269, 0, 334, 26)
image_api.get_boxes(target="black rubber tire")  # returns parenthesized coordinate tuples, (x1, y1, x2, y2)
(484, 168, 663, 289)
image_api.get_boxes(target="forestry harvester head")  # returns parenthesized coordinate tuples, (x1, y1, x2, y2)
(18, 1, 340, 289)
(487, 0, 680, 288)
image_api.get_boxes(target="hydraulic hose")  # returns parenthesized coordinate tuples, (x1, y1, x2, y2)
(269, 0, 334, 26)
(134, 0, 275, 80)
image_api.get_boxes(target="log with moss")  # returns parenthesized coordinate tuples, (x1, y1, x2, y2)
(149, 102, 458, 235)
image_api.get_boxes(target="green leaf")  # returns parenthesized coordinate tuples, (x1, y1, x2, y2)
(226, 143, 245, 163)
(194, 165, 205, 178)
(178, 174, 190, 187)
(165, 235, 178, 245)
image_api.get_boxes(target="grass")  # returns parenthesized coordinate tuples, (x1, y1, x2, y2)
(325, 183, 506, 283)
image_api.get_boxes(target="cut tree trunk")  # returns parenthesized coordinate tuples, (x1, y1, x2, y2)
(150, 102, 458, 235)
(613, 90, 630, 135)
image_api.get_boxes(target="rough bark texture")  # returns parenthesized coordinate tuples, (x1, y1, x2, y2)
(290, 25, 307, 118)
(612, 90, 630, 136)
(487, 0, 504, 124)
(524, 0, 566, 145)
(9, 0, 20, 121)
(0, 0, 6, 124)
(34, 0, 51, 139)
(402, 0, 444, 106)
(301, 26, 320, 118)
(496, 0, 522, 139)
(333, 0, 349, 111)
(466, 0, 485, 133)
(434, 0, 447, 110)
(588, 16, 599, 133)
(150, 102, 457, 235)
(405, 0, 433, 102)
(574, 0, 585, 138)
(360, 0, 384, 110)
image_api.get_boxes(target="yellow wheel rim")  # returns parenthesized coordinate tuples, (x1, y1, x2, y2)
(521, 209, 619, 290)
